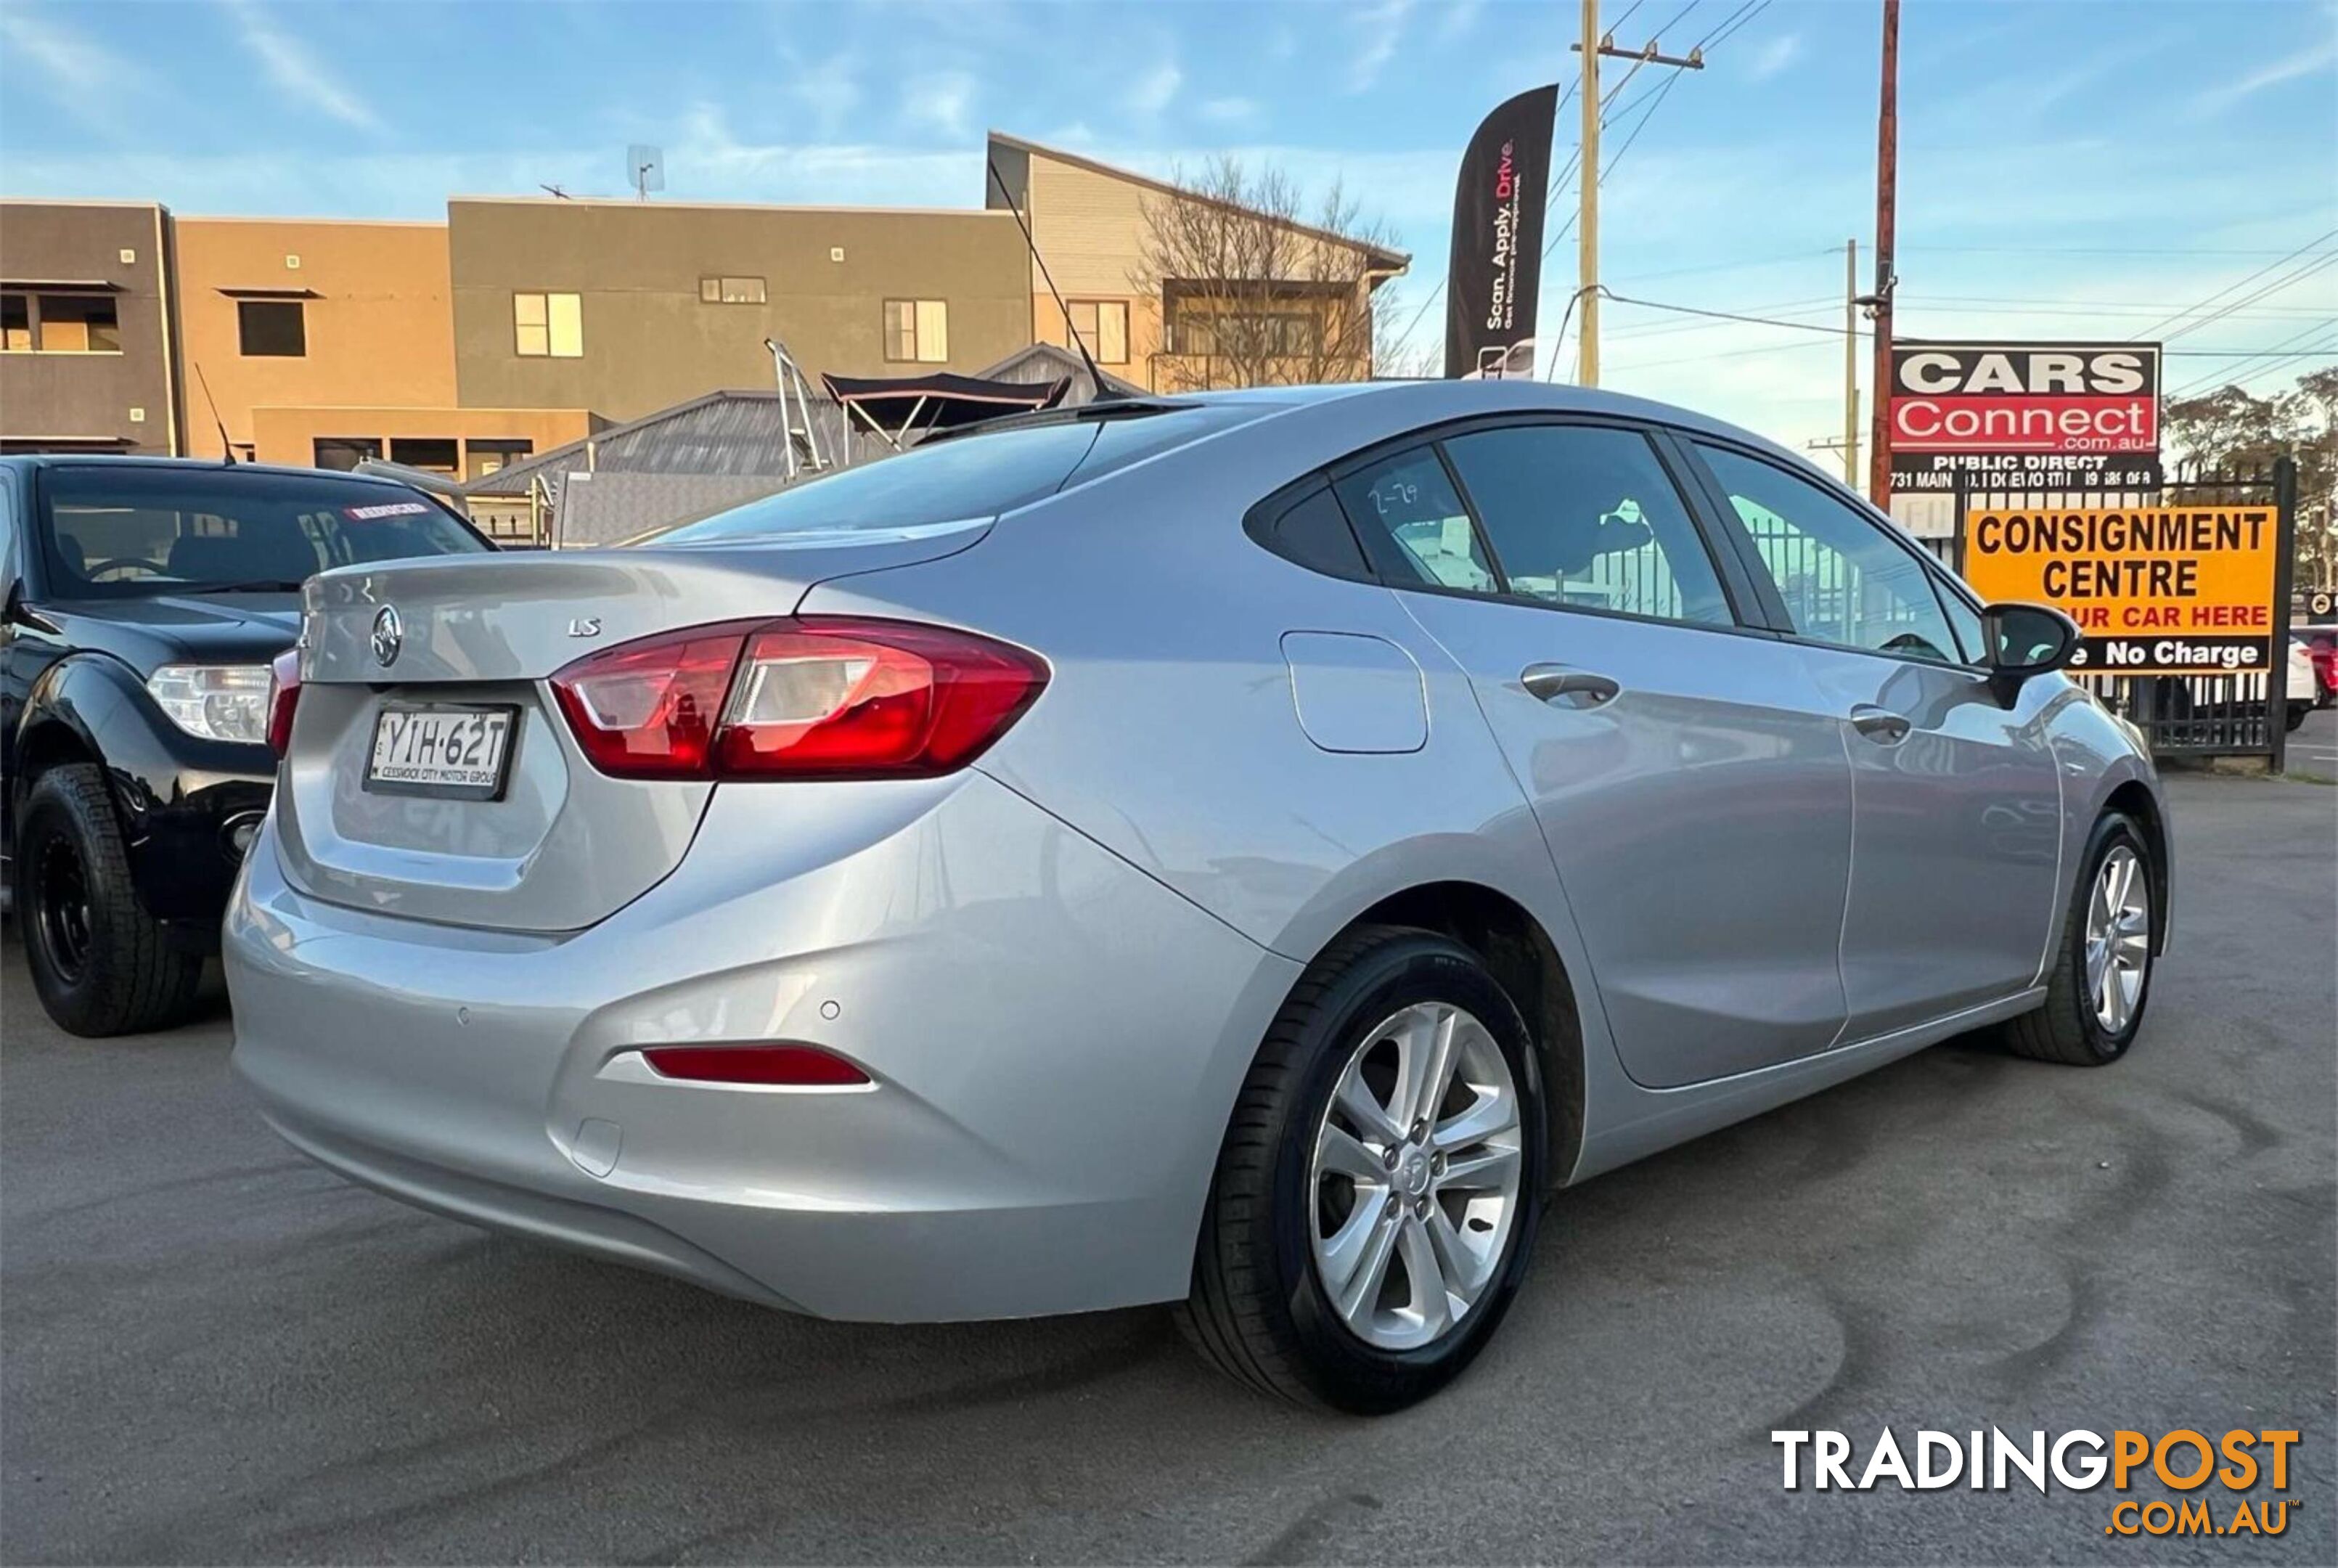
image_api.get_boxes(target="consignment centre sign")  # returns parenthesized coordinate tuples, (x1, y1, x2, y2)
(1961, 505, 2281, 674)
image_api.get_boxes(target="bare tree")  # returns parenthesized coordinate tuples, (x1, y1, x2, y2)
(1128, 158, 1406, 391)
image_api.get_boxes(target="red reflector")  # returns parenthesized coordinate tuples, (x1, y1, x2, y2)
(266, 646, 301, 756)
(640, 1043, 871, 1086)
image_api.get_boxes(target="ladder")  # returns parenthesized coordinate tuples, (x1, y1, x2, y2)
(764, 338, 835, 478)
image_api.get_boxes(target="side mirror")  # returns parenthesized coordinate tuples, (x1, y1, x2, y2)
(1980, 602, 2080, 705)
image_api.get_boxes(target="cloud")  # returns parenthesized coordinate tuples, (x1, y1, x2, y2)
(1746, 34, 1802, 82)
(783, 51, 862, 139)
(1198, 97, 1256, 128)
(902, 69, 976, 139)
(1438, 0, 1485, 42)
(219, 0, 383, 133)
(1348, 0, 1413, 93)
(1129, 60, 1182, 119)
(2191, 40, 2338, 118)
(0, 9, 148, 136)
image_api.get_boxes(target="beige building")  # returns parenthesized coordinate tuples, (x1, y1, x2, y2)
(0, 200, 179, 454)
(984, 133, 1409, 393)
(446, 198, 1034, 422)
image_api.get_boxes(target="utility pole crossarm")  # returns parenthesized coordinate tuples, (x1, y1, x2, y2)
(1571, 42, 1707, 68)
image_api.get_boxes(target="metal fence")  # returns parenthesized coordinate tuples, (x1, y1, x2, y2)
(1920, 460, 2298, 769)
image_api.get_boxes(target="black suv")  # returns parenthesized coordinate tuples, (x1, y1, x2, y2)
(1, 457, 492, 1035)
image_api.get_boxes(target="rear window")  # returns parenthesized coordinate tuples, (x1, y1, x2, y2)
(38, 466, 485, 597)
(655, 404, 1260, 545)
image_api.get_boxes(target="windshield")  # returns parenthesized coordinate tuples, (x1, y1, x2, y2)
(37, 466, 488, 598)
(653, 404, 1262, 545)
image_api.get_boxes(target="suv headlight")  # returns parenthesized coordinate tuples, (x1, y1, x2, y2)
(147, 664, 274, 745)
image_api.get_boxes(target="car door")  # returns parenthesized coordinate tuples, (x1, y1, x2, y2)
(1685, 441, 2063, 1038)
(1331, 421, 1855, 1088)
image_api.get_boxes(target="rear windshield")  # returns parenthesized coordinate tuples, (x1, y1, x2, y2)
(654, 404, 1261, 545)
(38, 466, 486, 598)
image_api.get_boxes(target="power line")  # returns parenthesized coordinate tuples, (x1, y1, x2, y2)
(2133, 229, 2338, 339)
(2165, 250, 2338, 342)
(2167, 316, 2338, 396)
(1691, 0, 1758, 51)
(1702, 0, 1772, 52)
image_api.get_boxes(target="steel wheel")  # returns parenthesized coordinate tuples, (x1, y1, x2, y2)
(1309, 1000, 1523, 1352)
(31, 831, 95, 986)
(2084, 844, 2150, 1035)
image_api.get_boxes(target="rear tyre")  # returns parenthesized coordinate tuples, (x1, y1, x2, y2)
(1999, 812, 2153, 1067)
(18, 764, 205, 1037)
(1176, 925, 1546, 1413)
(2286, 701, 2310, 733)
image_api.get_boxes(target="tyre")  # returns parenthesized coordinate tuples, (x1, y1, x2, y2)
(1999, 812, 2154, 1066)
(17, 764, 205, 1037)
(2286, 701, 2310, 733)
(1177, 924, 1547, 1412)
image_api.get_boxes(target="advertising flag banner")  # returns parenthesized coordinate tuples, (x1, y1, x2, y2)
(1889, 342, 2163, 493)
(1961, 505, 2281, 674)
(1444, 84, 1558, 380)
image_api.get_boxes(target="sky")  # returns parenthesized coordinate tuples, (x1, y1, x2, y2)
(3, 0, 2334, 454)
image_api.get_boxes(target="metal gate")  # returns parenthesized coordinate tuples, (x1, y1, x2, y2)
(1924, 457, 2299, 771)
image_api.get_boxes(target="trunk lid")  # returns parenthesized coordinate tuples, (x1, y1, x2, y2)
(274, 527, 986, 932)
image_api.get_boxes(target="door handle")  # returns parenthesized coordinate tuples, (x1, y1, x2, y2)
(1848, 704, 1912, 744)
(1521, 663, 1622, 709)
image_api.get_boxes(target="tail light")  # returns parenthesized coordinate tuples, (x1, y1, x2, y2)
(266, 647, 301, 756)
(549, 616, 1048, 781)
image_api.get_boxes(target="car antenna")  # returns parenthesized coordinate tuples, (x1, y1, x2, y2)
(193, 363, 236, 464)
(984, 152, 1122, 404)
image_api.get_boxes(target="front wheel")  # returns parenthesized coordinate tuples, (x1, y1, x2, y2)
(1176, 925, 1546, 1412)
(18, 764, 205, 1037)
(1999, 812, 2154, 1066)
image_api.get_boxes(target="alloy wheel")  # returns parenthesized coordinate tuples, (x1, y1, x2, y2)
(1309, 1000, 1524, 1352)
(2084, 845, 2150, 1035)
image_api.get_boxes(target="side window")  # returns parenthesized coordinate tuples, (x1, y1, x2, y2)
(1333, 446, 1495, 594)
(1442, 423, 1734, 626)
(0, 473, 17, 589)
(1934, 579, 1985, 665)
(1696, 444, 1959, 663)
(1259, 486, 1372, 579)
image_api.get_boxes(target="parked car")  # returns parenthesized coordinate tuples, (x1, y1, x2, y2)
(1, 457, 492, 1034)
(2296, 624, 2337, 701)
(225, 383, 2169, 1412)
(2286, 634, 2320, 732)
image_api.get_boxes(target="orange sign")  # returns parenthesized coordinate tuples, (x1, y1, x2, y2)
(1961, 506, 2281, 674)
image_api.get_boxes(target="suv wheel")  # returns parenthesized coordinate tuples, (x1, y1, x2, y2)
(1177, 925, 1547, 1412)
(19, 764, 205, 1037)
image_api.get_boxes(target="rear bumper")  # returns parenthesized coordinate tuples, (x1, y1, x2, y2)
(226, 770, 1297, 1322)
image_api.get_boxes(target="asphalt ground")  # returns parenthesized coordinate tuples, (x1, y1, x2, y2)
(2, 774, 2332, 1565)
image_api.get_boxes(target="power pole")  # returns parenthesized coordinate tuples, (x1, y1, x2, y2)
(1571, 2, 1704, 387)
(1577, 0, 1601, 387)
(1865, 0, 1900, 506)
(1843, 237, 1860, 486)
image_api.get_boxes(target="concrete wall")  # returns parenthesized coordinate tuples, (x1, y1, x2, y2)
(448, 200, 1034, 421)
(0, 201, 178, 454)
(173, 218, 457, 459)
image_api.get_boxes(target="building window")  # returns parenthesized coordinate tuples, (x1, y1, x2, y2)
(465, 438, 534, 480)
(389, 438, 459, 474)
(883, 299, 949, 364)
(313, 438, 383, 472)
(1068, 300, 1129, 364)
(237, 299, 306, 357)
(0, 291, 120, 353)
(699, 275, 767, 304)
(514, 292, 582, 358)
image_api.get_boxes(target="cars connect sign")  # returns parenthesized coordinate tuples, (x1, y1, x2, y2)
(1961, 505, 2282, 674)
(1889, 341, 2163, 493)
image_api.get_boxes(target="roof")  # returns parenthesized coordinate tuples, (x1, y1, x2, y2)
(978, 341, 1146, 404)
(987, 131, 1413, 275)
(0, 453, 419, 486)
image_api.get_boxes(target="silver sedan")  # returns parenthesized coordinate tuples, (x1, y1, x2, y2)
(226, 380, 2169, 1412)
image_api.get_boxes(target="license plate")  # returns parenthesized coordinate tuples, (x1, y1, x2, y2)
(364, 703, 518, 800)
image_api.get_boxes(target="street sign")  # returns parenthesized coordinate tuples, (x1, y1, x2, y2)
(1961, 504, 2281, 675)
(1889, 341, 2162, 493)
